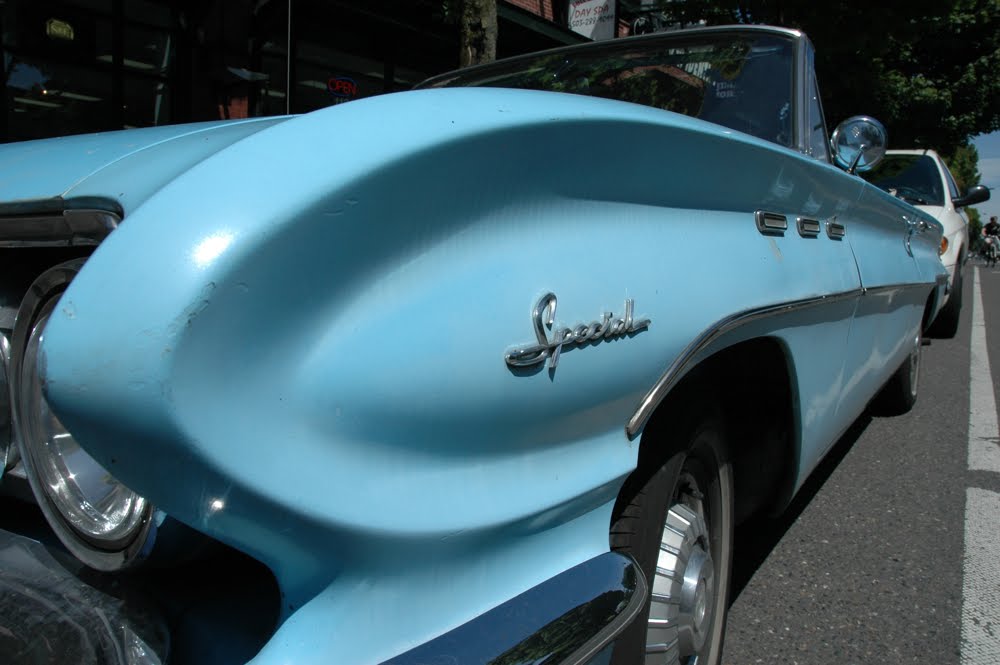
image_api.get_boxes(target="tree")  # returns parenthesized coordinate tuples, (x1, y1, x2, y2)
(941, 142, 986, 249)
(944, 142, 982, 193)
(458, 0, 497, 67)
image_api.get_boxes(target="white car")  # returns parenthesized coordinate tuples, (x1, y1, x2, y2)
(863, 148, 990, 337)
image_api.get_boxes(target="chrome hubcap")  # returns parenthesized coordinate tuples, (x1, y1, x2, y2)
(679, 544, 714, 653)
(1, 333, 11, 474)
(908, 334, 920, 399)
(646, 499, 714, 664)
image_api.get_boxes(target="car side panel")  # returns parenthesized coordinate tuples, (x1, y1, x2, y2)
(35, 88, 917, 664)
(831, 185, 941, 428)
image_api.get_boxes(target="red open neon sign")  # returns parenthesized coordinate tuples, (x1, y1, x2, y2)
(327, 77, 358, 99)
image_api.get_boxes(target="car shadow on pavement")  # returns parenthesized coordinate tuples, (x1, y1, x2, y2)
(729, 408, 875, 602)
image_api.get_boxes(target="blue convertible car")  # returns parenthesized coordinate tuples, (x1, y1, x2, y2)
(0, 25, 946, 665)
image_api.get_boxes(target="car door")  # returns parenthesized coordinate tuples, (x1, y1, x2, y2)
(837, 184, 934, 424)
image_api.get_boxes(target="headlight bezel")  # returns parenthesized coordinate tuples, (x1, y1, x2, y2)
(11, 259, 156, 570)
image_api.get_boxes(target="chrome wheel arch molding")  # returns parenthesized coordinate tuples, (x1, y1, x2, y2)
(626, 282, 935, 439)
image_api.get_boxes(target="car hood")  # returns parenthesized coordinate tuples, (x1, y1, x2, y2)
(0, 116, 291, 216)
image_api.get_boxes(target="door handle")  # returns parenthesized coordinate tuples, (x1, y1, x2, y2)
(903, 215, 930, 232)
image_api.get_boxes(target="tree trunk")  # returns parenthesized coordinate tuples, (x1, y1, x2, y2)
(459, 0, 497, 67)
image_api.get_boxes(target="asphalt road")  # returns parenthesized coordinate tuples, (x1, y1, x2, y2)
(722, 263, 1000, 664)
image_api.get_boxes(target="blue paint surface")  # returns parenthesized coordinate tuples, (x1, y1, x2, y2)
(12, 80, 943, 663)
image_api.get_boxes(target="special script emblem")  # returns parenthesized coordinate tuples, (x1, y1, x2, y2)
(505, 292, 651, 369)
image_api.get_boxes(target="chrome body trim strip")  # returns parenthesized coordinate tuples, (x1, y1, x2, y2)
(864, 282, 936, 297)
(0, 209, 120, 247)
(627, 289, 862, 439)
(793, 33, 810, 157)
(625, 282, 931, 439)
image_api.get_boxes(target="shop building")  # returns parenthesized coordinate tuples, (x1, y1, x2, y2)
(1, 0, 590, 143)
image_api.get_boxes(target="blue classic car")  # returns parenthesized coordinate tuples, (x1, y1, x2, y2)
(0, 25, 946, 665)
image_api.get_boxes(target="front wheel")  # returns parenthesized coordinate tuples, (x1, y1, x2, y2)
(875, 329, 921, 415)
(610, 408, 734, 665)
(928, 267, 962, 339)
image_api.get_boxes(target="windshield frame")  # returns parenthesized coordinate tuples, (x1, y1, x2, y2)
(418, 25, 823, 160)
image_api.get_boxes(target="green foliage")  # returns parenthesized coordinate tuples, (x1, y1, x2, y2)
(943, 142, 981, 192)
(639, 0, 1000, 153)
(944, 142, 986, 234)
(969, 212, 982, 247)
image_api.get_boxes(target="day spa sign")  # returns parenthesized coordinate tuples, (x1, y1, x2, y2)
(569, 0, 615, 41)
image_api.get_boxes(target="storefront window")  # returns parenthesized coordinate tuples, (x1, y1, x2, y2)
(294, 44, 385, 113)
(258, 52, 288, 117)
(1, 0, 556, 143)
(124, 74, 170, 128)
(122, 24, 172, 76)
(5, 53, 114, 140)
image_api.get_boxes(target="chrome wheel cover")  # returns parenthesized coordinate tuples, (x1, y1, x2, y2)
(1, 333, 12, 475)
(907, 333, 921, 400)
(646, 491, 715, 663)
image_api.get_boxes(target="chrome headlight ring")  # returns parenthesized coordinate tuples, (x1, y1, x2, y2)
(11, 259, 156, 570)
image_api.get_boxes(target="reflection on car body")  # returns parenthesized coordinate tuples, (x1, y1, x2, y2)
(0, 24, 947, 665)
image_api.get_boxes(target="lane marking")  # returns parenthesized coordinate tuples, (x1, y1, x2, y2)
(969, 268, 1000, 473)
(963, 488, 1000, 664)
(963, 268, 1000, 663)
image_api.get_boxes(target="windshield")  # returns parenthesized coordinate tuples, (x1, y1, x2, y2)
(861, 154, 945, 206)
(421, 33, 795, 148)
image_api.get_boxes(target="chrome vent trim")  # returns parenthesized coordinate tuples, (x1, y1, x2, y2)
(755, 210, 788, 234)
(826, 220, 847, 239)
(796, 217, 821, 237)
(0, 209, 120, 247)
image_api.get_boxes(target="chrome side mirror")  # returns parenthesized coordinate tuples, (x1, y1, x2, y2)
(831, 116, 888, 174)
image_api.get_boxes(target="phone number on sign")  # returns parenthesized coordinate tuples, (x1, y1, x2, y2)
(571, 14, 613, 27)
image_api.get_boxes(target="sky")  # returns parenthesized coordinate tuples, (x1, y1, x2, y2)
(973, 131, 1000, 222)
